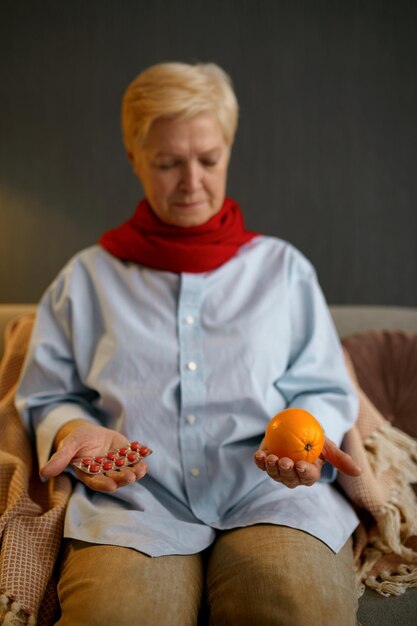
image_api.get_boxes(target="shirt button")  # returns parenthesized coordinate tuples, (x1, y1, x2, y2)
(187, 361, 197, 371)
(186, 414, 196, 424)
(190, 468, 200, 477)
(185, 315, 195, 325)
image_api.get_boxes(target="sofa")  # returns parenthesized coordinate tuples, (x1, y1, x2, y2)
(1, 303, 417, 626)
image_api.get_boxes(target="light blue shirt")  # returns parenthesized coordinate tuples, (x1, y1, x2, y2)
(16, 236, 359, 555)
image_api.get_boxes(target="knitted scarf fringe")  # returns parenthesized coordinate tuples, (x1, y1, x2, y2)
(355, 422, 417, 596)
(0, 595, 35, 626)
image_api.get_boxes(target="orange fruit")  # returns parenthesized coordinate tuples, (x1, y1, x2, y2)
(264, 408, 325, 463)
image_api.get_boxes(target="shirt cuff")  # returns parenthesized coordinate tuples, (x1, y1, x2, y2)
(36, 403, 100, 471)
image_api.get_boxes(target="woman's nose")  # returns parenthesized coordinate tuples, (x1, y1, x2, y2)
(180, 162, 202, 192)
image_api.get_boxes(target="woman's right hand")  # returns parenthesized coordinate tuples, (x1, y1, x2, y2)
(40, 419, 148, 492)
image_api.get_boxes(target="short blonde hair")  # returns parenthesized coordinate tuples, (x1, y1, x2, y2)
(121, 62, 239, 154)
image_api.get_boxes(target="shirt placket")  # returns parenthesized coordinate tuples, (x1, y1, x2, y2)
(177, 274, 213, 523)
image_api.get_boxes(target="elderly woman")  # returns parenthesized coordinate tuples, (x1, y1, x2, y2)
(17, 62, 361, 626)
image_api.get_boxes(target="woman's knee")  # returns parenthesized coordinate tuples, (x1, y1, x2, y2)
(56, 540, 203, 626)
(206, 525, 358, 626)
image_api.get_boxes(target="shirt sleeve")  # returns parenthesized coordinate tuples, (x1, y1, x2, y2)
(15, 262, 102, 469)
(273, 250, 358, 480)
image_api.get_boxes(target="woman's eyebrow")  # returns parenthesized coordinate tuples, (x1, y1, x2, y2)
(153, 151, 181, 157)
(153, 147, 223, 158)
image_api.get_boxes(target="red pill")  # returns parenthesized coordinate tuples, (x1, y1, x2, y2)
(81, 458, 91, 466)
(106, 452, 116, 460)
(118, 447, 128, 456)
(89, 464, 101, 473)
(130, 441, 140, 451)
(115, 458, 125, 467)
(94, 456, 105, 463)
(127, 452, 137, 463)
(139, 446, 149, 457)
(103, 461, 114, 471)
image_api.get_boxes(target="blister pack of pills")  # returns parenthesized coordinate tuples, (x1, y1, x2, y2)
(71, 441, 152, 474)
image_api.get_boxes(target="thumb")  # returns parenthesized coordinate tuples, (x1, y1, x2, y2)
(321, 437, 362, 477)
(40, 439, 78, 479)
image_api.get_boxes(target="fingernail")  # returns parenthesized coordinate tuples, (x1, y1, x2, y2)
(38, 471, 48, 483)
(280, 463, 291, 470)
(297, 467, 306, 473)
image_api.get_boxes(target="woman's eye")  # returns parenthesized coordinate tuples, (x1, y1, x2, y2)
(155, 158, 217, 170)
(157, 162, 176, 170)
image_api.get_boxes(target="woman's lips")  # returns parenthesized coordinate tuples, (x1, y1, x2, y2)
(174, 201, 206, 209)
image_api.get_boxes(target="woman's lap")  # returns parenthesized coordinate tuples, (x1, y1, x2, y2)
(55, 526, 357, 626)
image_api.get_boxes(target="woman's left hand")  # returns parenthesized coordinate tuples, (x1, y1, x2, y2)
(254, 436, 361, 489)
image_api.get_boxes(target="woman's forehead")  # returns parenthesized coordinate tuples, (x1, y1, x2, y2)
(143, 113, 225, 154)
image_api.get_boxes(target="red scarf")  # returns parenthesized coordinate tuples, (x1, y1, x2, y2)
(99, 197, 258, 273)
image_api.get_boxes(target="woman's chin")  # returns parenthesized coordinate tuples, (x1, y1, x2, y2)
(167, 206, 215, 227)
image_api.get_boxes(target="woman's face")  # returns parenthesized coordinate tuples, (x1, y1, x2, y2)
(130, 113, 230, 227)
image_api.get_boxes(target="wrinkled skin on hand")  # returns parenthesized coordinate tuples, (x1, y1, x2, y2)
(40, 420, 148, 492)
(254, 436, 361, 489)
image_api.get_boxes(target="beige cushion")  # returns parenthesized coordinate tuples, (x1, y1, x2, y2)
(329, 305, 417, 338)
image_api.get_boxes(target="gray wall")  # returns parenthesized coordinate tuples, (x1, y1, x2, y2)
(1, 0, 416, 305)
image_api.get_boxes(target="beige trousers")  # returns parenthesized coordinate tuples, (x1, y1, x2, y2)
(55, 525, 358, 626)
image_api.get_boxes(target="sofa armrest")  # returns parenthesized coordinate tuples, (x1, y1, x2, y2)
(0, 304, 37, 358)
